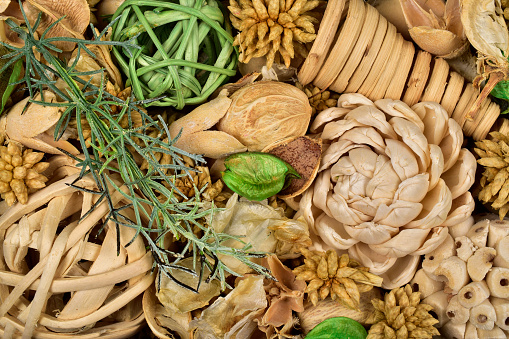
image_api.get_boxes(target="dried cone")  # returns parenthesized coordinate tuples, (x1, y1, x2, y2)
(228, 0, 322, 68)
(475, 131, 509, 219)
(367, 285, 440, 339)
(293, 248, 383, 310)
(0, 142, 49, 206)
(296, 82, 339, 115)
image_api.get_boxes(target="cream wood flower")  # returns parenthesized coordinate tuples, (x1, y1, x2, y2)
(299, 93, 476, 289)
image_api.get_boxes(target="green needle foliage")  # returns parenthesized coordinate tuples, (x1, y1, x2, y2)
(0, 1, 271, 291)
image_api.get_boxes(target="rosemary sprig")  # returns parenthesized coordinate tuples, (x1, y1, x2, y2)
(0, 2, 272, 290)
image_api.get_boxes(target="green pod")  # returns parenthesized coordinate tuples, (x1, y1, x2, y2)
(221, 152, 300, 201)
(305, 317, 367, 339)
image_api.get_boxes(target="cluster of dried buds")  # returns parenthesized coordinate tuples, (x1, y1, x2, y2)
(367, 285, 440, 339)
(295, 82, 339, 115)
(475, 131, 509, 218)
(293, 248, 382, 310)
(228, 0, 321, 68)
(0, 142, 48, 206)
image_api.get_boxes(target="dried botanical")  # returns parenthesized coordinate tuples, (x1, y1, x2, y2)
(296, 82, 339, 115)
(301, 94, 477, 289)
(0, 142, 48, 206)
(366, 285, 440, 339)
(475, 131, 509, 218)
(399, 0, 468, 58)
(228, 0, 322, 68)
(460, 0, 509, 120)
(293, 248, 383, 310)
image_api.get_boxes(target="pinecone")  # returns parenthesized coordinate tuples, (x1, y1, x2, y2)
(293, 249, 383, 310)
(367, 285, 440, 339)
(296, 82, 339, 115)
(0, 142, 49, 206)
(474, 131, 509, 218)
(228, 0, 322, 69)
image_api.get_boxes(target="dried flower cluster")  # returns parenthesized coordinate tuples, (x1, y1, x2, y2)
(475, 131, 509, 218)
(296, 82, 338, 115)
(228, 0, 321, 68)
(301, 94, 477, 289)
(367, 285, 440, 339)
(0, 142, 49, 206)
(293, 248, 382, 310)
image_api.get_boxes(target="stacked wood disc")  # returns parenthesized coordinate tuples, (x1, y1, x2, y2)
(298, 0, 500, 140)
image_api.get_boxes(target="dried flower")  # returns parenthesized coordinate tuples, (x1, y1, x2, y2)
(475, 131, 509, 218)
(296, 82, 339, 116)
(301, 94, 477, 289)
(228, 0, 322, 68)
(293, 248, 383, 310)
(0, 142, 49, 206)
(366, 285, 440, 339)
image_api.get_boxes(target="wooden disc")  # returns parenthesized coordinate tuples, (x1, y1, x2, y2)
(471, 101, 501, 141)
(384, 40, 415, 100)
(298, 0, 347, 86)
(440, 71, 465, 117)
(452, 83, 477, 129)
(345, 15, 388, 93)
(368, 33, 405, 100)
(421, 57, 449, 103)
(357, 23, 397, 96)
(313, 0, 367, 89)
(402, 50, 432, 107)
(464, 97, 491, 137)
(329, 4, 379, 93)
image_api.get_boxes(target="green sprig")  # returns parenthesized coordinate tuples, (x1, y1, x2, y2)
(2, 1, 271, 291)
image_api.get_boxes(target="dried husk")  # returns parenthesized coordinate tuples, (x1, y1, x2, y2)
(460, 0, 509, 120)
(190, 275, 268, 339)
(217, 81, 312, 152)
(156, 257, 221, 314)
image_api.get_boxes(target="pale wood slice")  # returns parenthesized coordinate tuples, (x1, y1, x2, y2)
(329, 4, 379, 93)
(384, 40, 415, 100)
(451, 83, 477, 129)
(464, 97, 491, 137)
(313, 0, 366, 89)
(368, 34, 405, 100)
(421, 57, 449, 103)
(440, 71, 465, 116)
(345, 15, 388, 93)
(402, 51, 432, 107)
(298, 0, 347, 86)
(356, 24, 397, 96)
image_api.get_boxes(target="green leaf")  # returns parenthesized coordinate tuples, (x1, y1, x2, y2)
(305, 317, 367, 339)
(221, 152, 300, 201)
(0, 59, 23, 115)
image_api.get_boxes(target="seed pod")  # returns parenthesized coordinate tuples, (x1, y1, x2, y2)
(221, 152, 300, 201)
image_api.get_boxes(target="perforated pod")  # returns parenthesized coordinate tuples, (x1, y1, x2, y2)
(465, 321, 480, 339)
(477, 327, 506, 339)
(487, 219, 509, 248)
(469, 299, 496, 331)
(467, 220, 490, 248)
(455, 236, 476, 262)
(434, 256, 469, 293)
(446, 295, 470, 324)
(422, 290, 450, 327)
(494, 236, 509, 269)
(410, 268, 444, 299)
(422, 234, 456, 279)
(467, 247, 497, 281)
(486, 267, 509, 298)
(457, 281, 490, 309)
(441, 321, 467, 339)
(490, 297, 509, 331)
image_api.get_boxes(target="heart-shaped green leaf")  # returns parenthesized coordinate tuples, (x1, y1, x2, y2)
(305, 317, 367, 339)
(221, 152, 300, 201)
